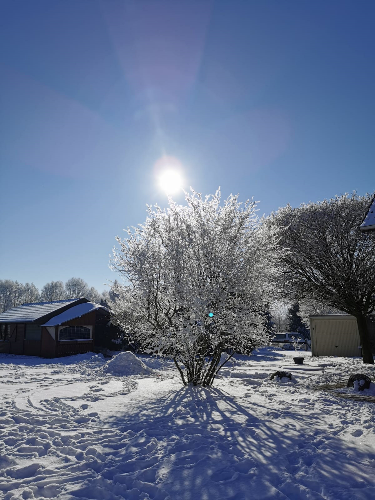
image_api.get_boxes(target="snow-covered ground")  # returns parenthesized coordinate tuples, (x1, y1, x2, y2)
(0, 348, 375, 500)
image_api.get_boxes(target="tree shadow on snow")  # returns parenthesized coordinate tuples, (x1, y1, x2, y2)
(101, 385, 375, 499)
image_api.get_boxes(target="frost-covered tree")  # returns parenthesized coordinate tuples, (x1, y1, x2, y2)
(85, 286, 102, 304)
(270, 193, 375, 364)
(297, 298, 342, 327)
(41, 281, 66, 302)
(100, 290, 110, 307)
(65, 277, 89, 299)
(110, 189, 276, 386)
(269, 301, 289, 332)
(0, 280, 40, 312)
(0, 280, 22, 312)
(22, 283, 40, 304)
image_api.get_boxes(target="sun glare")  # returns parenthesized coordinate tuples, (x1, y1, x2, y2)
(158, 169, 184, 195)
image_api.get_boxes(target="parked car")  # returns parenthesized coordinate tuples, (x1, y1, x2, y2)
(271, 332, 309, 349)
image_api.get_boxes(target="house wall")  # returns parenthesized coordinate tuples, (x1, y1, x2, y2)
(25, 324, 42, 340)
(55, 311, 96, 357)
(24, 324, 42, 356)
(41, 327, 57, 358)
(92, 310, 120, 350)
(58, 311, 96, 330)
(9, 324, 24, 355)
(0, 339, 10, 353)
(310, 316, 362, 357)
(0, 323, 41, 356)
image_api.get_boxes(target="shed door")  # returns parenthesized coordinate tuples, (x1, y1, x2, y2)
(313, 319, 360, 357)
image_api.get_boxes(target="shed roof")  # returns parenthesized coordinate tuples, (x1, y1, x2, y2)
(360, 195, 375, 232)
(0, 298, 88, 324)
(309, 314, 353, 320)
(310, 313, 374, 320)
(42, 302, 107, 326)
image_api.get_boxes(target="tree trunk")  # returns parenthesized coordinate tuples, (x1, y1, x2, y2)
(202, 344, 223, 387)
(355, 314, 374, 364)
(173, 358, 187, 385)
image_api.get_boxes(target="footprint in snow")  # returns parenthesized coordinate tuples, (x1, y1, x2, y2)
(6, 462, 42, 479)
(351, 429, 363, 437)
(211, 468, 237, 482)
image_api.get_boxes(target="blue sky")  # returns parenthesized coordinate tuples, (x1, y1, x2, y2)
(1, 0, 374, 293)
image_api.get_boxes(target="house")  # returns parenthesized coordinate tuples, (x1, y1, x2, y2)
(360, 194, 375, 232)
(310, 314, 375, 357)
(0, 298, 120, 357)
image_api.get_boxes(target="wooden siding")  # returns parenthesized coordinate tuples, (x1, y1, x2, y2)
(25, 324, 42, 340)
(57, 340, 93, 357)
(41, 327, 57, 358)
(59, 311, 97, 327)
(24, 340, 41, 356)
(0, 341, 10, 354)
(9, 324, 24, 355)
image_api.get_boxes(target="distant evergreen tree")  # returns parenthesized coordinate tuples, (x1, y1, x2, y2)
(286, 302, 309, 337)
(261, 305, 276, 335)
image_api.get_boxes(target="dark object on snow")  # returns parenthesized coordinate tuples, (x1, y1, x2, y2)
(293, 357, 304, 365)
(347, 374, 371, 391)
(270, 371, 292, 381)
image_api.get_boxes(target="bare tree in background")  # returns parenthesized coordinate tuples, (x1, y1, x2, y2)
(22, 283, 40, 304)
(0, 278, 105, 312)
(40, 281, 66, 302)
(64, 277, 89, 299)
(269, 193, 375, 364)
(86, 286, 103, 304)
(0, 280, 40, 312)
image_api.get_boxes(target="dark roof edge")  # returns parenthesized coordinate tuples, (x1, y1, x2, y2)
(310, 312, 374, 319)
(33, 297, 88, 324)
(360, 192, 375, 232)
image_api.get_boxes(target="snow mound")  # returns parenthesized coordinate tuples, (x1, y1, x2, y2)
(104, 351, 155, 376)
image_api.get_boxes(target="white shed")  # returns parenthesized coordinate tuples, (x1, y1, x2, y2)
(310, 315, 362, 357)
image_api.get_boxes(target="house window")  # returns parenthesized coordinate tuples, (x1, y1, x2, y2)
(59, 326, 91, 341)
(0, 324, 10, 341)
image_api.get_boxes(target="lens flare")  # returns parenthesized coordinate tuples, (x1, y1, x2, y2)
(154, 156, 184, 195)
(158, 169, 184, 195)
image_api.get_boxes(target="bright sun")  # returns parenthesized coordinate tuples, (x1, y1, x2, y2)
(158, 169, 184, 195)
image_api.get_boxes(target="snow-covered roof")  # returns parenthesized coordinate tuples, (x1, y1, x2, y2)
(0, 299, 87, 323)
(360, 195, 375, 232)
(309, 314, 352, 319)
(42, 302, 107, 326)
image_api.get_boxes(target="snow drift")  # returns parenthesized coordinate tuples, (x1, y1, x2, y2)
(103, 351, 155, 376)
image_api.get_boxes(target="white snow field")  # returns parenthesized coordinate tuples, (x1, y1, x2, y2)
(0, 348, 375, 500)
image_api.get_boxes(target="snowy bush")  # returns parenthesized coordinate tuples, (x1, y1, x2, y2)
(110, 189, 277, 386)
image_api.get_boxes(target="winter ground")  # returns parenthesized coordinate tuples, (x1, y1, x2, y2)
(0, 349, 375, 500)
